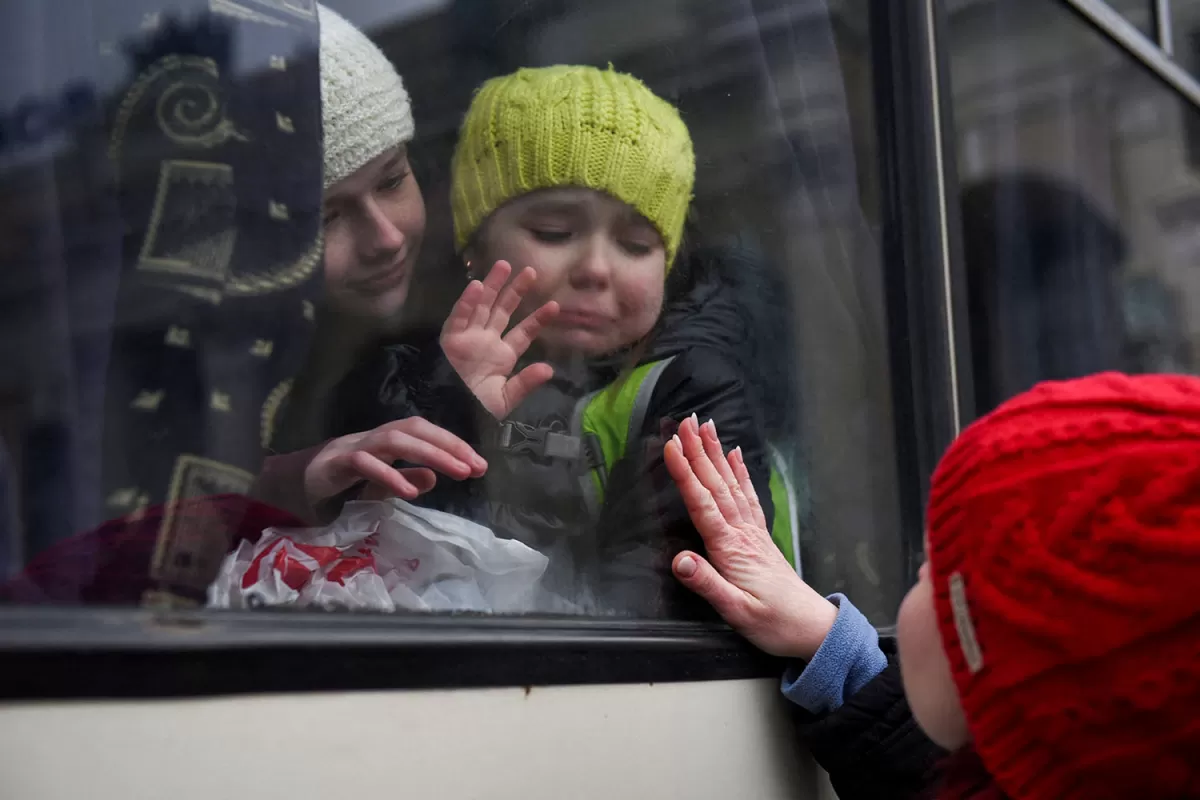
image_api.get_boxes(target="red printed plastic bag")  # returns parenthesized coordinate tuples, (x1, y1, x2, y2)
(207, 500, 549, 613)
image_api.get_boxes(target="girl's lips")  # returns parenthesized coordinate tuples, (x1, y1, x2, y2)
(555, 309, 612, 329)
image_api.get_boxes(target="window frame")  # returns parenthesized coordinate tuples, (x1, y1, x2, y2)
(868, 0, 969, 585)
(1064, 0, 1200, 105)
(0, 607, 784, 699)
(0, 0, 964, 697)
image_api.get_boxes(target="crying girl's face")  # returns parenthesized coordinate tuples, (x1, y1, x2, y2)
(466, 187, 667, 358)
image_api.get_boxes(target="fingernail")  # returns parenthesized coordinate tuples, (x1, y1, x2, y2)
(732, 446, 742, 462)
(703, 419, 717, 437)
(676, 555, 697, 578)
(689, 412, 699, 429)
(671, 434, 682, 450)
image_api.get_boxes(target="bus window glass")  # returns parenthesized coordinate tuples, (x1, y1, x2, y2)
(0, 0, 914, 626)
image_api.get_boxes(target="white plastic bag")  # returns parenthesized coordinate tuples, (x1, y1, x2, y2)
(207, 499, 549, 613)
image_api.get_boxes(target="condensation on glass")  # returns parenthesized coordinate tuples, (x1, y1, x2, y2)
(0, 0, 909, 625)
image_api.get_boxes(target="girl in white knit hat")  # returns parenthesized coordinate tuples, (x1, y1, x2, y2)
(315, 3, 423, 320)
(256, 5, 488, 523)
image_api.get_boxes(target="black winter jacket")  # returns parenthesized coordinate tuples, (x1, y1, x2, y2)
(795, 638, 946, 800)
(328, 247, 779, 618)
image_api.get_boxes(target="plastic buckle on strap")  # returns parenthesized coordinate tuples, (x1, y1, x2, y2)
(497, 422, 583, 460)
(543, 432, 582, 460)
(496, 421, 532, 452)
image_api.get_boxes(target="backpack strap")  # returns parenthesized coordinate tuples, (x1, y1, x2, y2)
(572, 356, 803, 575)
(573, 357, 677, 515)
(767, 443, 803, 576)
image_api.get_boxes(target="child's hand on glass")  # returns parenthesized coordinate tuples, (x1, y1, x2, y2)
(440, 260, 559, 419)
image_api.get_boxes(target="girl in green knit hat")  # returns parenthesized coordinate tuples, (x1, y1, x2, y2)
(349, 64, 784, 616)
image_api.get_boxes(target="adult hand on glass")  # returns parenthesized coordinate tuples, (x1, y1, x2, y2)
(304, 417, 487, 508)
(440, 260, 560, 419)
(665, 415, 837, 661)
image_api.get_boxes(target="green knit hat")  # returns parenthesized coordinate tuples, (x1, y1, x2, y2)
(450, 65, 695, 267)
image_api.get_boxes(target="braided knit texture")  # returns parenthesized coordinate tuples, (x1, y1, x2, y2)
(450, 65, 695, 266)
(927, 372, 1200, 799)
(318, 4, 414, 189)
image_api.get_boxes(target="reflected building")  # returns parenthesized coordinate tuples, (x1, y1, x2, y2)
(945, 0, 1200, 416)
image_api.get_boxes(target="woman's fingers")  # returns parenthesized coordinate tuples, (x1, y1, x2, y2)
(729, 447, 768, 531)
(503, 299, 558, 356)
(379, 418, 487, 476)
(358, 468, 436, 503)
(489, 266, 538, 332)
(397, 467, 437, 495)
(345, 450, 422, 499)
(697, 418, 739, 487)
(677, 416, 743, 524)
(358, 481, 395, 503)
(672, 550, 747, 625)
(502, 362, 555, 414)
(698, 418, 754, 522)
(664, 434, 728, 535)
(313, 418, 486, 504)
(363, 428, 475, 480)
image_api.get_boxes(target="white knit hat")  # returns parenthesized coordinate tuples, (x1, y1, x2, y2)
(318, 4, 415, 189)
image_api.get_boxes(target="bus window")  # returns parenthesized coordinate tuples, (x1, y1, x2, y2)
(0, 0, 922, 667)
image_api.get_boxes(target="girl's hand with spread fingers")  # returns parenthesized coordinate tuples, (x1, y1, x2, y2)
(440, 260, 559, 419)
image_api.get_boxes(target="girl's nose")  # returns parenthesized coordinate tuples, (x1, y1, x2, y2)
(568, 236, 613, 288)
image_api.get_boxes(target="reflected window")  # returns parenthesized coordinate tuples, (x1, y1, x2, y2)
(1110, 0, 1157, 39)
(1173, 1, 1200, 76)
(947, 0, 1200, 417)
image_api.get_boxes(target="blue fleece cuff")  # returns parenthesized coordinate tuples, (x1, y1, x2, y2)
(780, 593, 888, 715)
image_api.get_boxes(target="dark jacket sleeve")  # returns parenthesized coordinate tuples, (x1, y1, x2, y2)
(793, 637, 946, 800)
(326, 328, 495, 445)
(308, 333, 499, 522)
(592, 347, 774, 618)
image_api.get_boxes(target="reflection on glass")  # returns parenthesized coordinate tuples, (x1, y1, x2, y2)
(947, 0, 1200, 418)
(1172, 0, 1200, 72)
(0, 0, 909, 625)
(944, 0, 1156, 39)
(1109, 0, 1157, 39)
(0, 0, 325, 600)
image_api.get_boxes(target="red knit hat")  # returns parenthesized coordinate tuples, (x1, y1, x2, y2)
(926, 372, 1200, 800)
